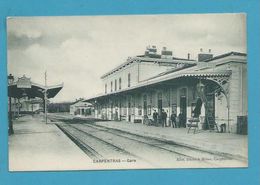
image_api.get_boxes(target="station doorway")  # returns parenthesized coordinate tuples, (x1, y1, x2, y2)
(143, 95, 147, 116)
(180, 96, 187, 127)
(128, 101, 131, 122)
(157, 92, 162, 117)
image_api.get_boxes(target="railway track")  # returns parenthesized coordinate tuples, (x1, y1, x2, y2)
(70, 123, 228, 167)
(56, 124, 102, 159)
(55, 121, 158, 167)
(82, 123, 246, 163)
(50, 115, 246, 168)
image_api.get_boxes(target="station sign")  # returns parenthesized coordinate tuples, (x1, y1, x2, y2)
(17, 76, 32, 89)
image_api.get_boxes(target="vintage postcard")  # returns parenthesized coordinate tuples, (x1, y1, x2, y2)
(7, 13, 247, 171)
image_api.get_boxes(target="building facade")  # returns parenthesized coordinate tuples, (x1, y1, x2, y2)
(70, 100, 94, 116)
(10, 97, 43, 117)
(86, 46, 247, 133)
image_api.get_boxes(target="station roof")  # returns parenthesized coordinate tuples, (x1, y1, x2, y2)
(8, 77, 63, 99)
(101, 55, 196, 79)
(203, 52, 246, 63)
(70, 100, 93, 107)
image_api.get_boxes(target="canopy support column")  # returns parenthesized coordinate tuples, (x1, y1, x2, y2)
(195, 73, 231, 132)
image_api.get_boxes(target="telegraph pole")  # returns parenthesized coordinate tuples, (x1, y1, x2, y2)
(44, 71, 48, 124)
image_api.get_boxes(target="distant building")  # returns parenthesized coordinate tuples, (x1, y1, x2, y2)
(48, 102, 71, 113)
(10, 97, 43, 116)
(69, 100, 93, 116)
(86, 46, 247, 133)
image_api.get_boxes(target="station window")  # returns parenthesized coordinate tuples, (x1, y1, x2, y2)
(111, 81, 113, 92)
(98, 105, 101, 114)
(149, 94, 152, 104)
(128, 73, 131, 87)
(115, 79, 117, 91)
(119, 78, 122, 90)
(148, 105, 151, 115)
(138, 106, 142, 115)
(123, 104, 127, 115)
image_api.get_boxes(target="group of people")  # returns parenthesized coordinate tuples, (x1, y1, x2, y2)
(150, 99, 202, 128)
(152, 109, 186, 128)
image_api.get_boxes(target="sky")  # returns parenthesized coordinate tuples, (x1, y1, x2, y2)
(7, 13, 246, 102)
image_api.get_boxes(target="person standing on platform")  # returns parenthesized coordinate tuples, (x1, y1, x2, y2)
(115, 109, 118, 121)
(178, 111, 184, 127)
(193, 98, 202, 118)
(170, 112, 177, 128)
(162, 109, 167, 127)
(153, 110, 158, 126)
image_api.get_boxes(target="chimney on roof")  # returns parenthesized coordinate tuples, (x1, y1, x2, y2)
(145, 45, 157, 54)
(187, 53, 190, 60)
(161, 47, 172, 59)
(145, 45, 161, 58)
(198, 48, 213, 62)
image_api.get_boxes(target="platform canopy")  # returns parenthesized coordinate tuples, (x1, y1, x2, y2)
(8, 75, 63, 99)
(85, 69, 231, 102)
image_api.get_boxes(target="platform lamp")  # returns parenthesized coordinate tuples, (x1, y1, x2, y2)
(8, 74, 14, 135)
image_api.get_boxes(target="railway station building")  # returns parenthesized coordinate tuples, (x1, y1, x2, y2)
(10, 97, 44, 115)
(85, 46, 247, 133)
(70, 100, 93, 116)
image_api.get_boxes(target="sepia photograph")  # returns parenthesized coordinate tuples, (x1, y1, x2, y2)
(7, 13, 248, 171)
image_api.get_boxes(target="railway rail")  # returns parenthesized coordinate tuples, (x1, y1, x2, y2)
(50, 114, 245, 168)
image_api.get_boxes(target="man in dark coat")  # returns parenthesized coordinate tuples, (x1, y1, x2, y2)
(178, 111, 185, 127)
(170, 112, 177, 128)
(193, 98, 203, 118)
(153, 110, 158, 126)
(161, 109, 167, 127)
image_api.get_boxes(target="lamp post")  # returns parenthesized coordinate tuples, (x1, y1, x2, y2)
(8, 74, 14, 135)
(44, 71, 48, 124)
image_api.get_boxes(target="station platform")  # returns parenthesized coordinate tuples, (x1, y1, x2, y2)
(9, 114, 92, 171)
(95, 120, 248, 161)
(9, 114, 248, 171)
